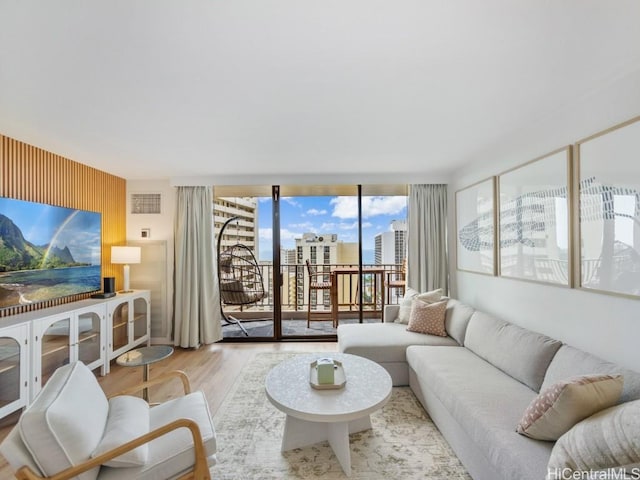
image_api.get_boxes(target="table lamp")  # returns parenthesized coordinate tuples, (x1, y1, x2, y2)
(111, 246, 141, 293)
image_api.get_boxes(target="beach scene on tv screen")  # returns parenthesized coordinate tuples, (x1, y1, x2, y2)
(0, 197, 101, 308)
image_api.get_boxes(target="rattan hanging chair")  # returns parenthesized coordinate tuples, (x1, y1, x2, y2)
(216, 216, 266, 335)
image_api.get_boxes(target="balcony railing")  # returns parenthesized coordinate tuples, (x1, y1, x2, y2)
(221, 263, 405, 317)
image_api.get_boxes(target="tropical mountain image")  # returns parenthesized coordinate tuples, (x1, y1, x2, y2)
(0, 214, 85, 271)
(0, 197, 101, 309)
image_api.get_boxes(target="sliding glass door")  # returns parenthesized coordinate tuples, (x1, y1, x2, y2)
(215, 189, 275, 339)
(278, 186, 359, 338)
(215, 185, 407, 340)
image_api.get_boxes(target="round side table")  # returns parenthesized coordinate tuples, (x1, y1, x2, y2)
(116, 345, 174, 401)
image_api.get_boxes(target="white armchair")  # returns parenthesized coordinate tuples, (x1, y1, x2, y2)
(0, 361, 216, 480)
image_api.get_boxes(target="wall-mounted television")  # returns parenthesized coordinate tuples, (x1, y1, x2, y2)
(0, 197, 101, 310)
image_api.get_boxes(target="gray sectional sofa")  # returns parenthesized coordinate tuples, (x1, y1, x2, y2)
(337, 299, 640, 480)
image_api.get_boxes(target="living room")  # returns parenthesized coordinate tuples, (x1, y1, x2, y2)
(1, 2, 640, 479)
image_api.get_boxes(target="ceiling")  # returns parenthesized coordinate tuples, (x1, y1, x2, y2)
(1, 1, 640, 183)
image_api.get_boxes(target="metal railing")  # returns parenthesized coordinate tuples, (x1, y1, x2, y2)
(221, 263, 405, 316)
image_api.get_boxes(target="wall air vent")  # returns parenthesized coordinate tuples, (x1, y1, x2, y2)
(131, 193, 161, 214)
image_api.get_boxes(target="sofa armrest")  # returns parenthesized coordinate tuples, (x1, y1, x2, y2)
(384, 305, 400, 323)
(14, 418, 210, 480)
(112, 370, 191, 398)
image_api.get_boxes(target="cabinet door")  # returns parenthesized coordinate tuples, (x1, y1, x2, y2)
(132, 296, 149, 344)
(110, 300, 131, 355)
(0, 324, 29, 419)
(76, 305, 105, 373)
(34, 314, 72, 395)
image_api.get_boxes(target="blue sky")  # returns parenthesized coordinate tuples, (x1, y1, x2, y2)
(257, 196, 407, 261)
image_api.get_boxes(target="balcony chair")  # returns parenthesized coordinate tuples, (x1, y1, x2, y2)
(305, 260, 335, 328)
(0, 361, 216, 480)
(385, 258, 407, 304)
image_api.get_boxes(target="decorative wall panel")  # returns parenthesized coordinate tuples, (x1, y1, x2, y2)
(0, 134, 126, 316)
(456, 177, 496, 275)
(498, 147, 571, 286)
(577, 116, 640, 298)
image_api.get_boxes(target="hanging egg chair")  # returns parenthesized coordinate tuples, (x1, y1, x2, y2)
(216, 216, 266, 335)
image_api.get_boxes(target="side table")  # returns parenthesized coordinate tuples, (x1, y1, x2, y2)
(116, 345, 174, 401)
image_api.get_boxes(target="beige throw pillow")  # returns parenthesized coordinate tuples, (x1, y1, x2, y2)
(516, 374, 623, 441)
(395, 288, 443, 324)
(92, 396, 150, 467)
(548, 399, 640, 473)
(406, 299, 448, 336)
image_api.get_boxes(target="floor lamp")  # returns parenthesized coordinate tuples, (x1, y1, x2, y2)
(111, 246, 141, 293)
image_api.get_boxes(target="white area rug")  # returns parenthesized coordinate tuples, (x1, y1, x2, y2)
(212, 352, 471, 479)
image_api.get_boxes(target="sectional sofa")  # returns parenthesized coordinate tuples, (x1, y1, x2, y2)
(337, 299, 640, 480)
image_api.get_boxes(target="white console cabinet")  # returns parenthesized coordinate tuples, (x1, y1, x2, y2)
(106, 291, 150, 373)
(0, 289, 150, 420)
(0, 322, 30, 420)
(31, 303, 106, 399)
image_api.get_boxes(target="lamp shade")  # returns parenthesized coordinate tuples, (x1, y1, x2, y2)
(111, 246, 141, 264)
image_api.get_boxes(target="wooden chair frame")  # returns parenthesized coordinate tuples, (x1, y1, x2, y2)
(305, 260, 335, 328)
(12, 371, 212, 480)
(385, 259, 407, 304)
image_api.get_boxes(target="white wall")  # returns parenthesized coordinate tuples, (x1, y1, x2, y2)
(448, 69, 640, 371)
(126, 179, 176, 343)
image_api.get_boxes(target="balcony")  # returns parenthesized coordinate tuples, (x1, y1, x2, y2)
(221, 263, 405, 338)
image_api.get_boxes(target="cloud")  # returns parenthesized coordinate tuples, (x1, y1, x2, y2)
(320, 221, 371, 231)
(330, 196, 407, 219)
(288, 222, 314, 230)
(259, 228, 302, 242)
(306, 208, 327, 216)
(339, 221, 358, 230)
(259, 228, 272, 240)
(282, 197, 301, 208)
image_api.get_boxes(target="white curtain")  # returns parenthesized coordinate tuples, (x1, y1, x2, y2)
(406, 184, 449, 293)
(174, 186, 222, 347)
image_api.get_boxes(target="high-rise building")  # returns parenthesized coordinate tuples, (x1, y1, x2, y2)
(214, 197, 258, 258)
(280, 248, 298, 310)
(374, 220, 407, 265)
(294, 233, 358, 310)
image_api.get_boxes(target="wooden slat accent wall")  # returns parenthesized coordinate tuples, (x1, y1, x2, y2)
(0, 134, 126, 317)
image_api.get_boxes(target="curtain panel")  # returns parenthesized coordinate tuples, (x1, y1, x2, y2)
(174, 186, 222, 347)
(407, 184, 449, 294)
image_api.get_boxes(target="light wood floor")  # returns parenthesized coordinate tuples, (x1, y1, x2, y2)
(0, 341, 338, 480)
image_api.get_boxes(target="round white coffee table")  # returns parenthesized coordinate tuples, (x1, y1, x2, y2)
(265, 353, 392, 476)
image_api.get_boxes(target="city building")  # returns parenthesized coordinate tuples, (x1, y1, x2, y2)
(375, 220, 407, 265)
(214, 197, 258, 257)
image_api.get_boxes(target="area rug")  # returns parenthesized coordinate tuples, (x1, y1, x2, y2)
(212, 352, 471, 479)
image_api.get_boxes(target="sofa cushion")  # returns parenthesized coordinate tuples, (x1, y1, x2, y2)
(406, 299, 448, 336)
(337, 322, 458, 365)
(548, 399, 640, 472)
(395, 288, 443, 324)
(542, 345, 640, 404)
(92, 395, 150, 467)
(444, 299, 474, 345)
(19, 362, 109, 480)
(406, 346, 552, 480)
(516, 374, 623, 441)
(98, 390, 216, 480)
(464, 311, 562, 391)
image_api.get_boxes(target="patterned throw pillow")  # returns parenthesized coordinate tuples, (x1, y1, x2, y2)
(406, 299, 448, 336)
(548, 399, 640, 472)
(395, 288, 443, 324)
(516, 374, 623, 441)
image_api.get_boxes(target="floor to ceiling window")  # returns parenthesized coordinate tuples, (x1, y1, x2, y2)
(215, 185, 407, 341)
